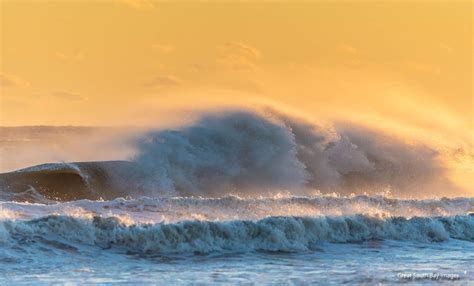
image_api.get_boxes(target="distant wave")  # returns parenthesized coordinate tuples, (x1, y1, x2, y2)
(0, 161, 136, 202)
(0, 109, 461, 201)
(0, 214, 472, 254)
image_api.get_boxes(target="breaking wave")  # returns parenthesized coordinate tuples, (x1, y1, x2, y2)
(1, 195, 472, 223)
(1, 214, 472, 254)
(132, 110, 456, 198)
(0, 109, 464, 201)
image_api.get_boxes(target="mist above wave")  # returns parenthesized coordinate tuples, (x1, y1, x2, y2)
(0, 108, 463, 200)
(128, 109, 456, 198)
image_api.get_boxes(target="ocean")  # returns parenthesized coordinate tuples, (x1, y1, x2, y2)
(0, 196, 472, 284)
(0, 111, 472, 284)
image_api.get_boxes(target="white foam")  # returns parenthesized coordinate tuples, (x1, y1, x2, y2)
(0, 195, 472, 225)
(0, 214, 472, 254)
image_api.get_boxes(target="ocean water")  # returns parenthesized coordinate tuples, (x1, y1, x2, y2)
(0, 196, 472, 284)
(0, 111, 473, 284)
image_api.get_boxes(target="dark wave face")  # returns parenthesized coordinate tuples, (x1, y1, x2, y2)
(0, 161, 139, 202)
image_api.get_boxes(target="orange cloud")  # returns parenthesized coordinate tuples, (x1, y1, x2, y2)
(50, 91, 84, 101)
(143, 75, 182, 87)
(223, 42, 261, 59)
(338, 43, 359, 55)
(0, 73, 29, 88)
(217, 42, 261, 71)
(151, 43, 174, 53)
(403, 60, 441, 75)
(116, 0, 154, 9)
(55, 52, 84, 62)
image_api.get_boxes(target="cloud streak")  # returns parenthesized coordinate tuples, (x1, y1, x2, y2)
(55, 52, 85, 62)
(0, 73, 29, 88)
(217, 42, 261, 71)
(143, 75, 182, 87)
(50, 91, 84, 101)
(151, 44, 174, 53)
(116, 0, 154, 9)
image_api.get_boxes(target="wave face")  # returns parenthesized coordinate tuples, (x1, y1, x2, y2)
(0, 161, 138, 202)
(1, 214, 472, 254)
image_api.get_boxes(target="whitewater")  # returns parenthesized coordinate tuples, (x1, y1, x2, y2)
(0, 110, 472, 284)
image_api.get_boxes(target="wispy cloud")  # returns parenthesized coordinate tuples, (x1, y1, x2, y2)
(337, 43, 363, 66)
(50, 91, 84, 101)
(403, 60, 441, 75)
(223, 42, 261, 59)
(0, 73, 29, 88)
(438, 43, 453, 54)
(337, 43, 359, 55)
(116, 0, 154, 9)
(152, 43, 174, 53)
(217, 42, 261, 71)
(189, 63, 210, 72)
(55, 52, 84, 62)
(143, 75, 182, 87)
(2, 99, 26, 108)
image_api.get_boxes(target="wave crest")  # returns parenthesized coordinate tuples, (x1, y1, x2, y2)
(1, 214, 472, 254)
(130, 110, 456, 198)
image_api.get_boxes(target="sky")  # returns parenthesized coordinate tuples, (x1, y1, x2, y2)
(1, 0, 471, 128)
(0, 0, 472, 194)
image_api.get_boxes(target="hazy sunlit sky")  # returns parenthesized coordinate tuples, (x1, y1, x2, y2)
(0, 0, 472, 195)
(0, 0, 472, 131)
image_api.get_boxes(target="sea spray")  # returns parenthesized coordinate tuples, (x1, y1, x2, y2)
(131, 110, 455, 197)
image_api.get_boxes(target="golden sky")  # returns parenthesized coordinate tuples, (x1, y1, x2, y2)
(0, 0, 472, 131)
(0, 0, 472, 194)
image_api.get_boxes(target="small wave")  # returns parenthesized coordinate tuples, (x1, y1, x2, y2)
(1, 214, 472, 254)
